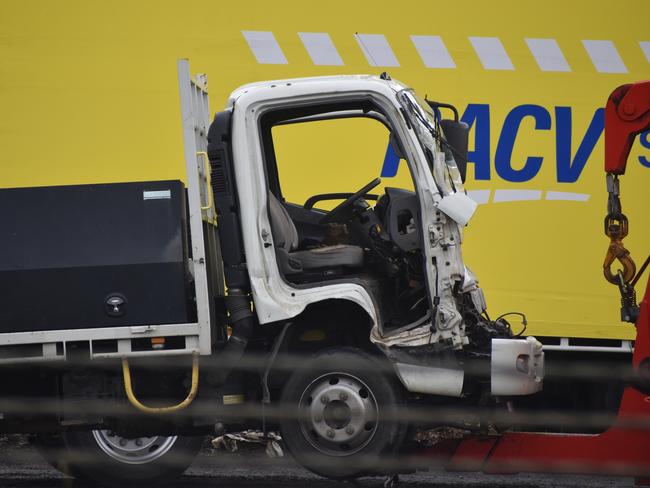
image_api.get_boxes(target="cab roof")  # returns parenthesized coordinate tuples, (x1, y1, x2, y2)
(225, 74, 408, 110)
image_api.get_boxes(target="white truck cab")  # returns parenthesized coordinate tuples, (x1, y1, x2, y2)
(214, 72, 543, 395)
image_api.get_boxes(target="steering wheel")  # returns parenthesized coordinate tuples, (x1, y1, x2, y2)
(319, 178, 382, 224)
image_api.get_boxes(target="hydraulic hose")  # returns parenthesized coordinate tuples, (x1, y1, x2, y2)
(215, 289, 255, 383)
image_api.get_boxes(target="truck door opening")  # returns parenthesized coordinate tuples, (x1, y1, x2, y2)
(259, 102, 433, 331)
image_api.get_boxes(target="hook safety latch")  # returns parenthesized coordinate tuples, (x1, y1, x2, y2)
(603, 213, 636, 284)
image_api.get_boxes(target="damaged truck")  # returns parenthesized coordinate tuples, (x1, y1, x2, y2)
(0, 61, 543, 486)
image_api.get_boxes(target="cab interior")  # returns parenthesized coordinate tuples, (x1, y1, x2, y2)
(259, 100, 430, 332)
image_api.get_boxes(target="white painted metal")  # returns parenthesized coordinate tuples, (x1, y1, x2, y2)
(0, 322, 201, 362)
(0, 353, 65, 366)
(177, 59, 213, 355)
(225, 74, 482, 353)
(395, 88, 473, 348)
(0, 322, 199, 346)
(436, 192, 478, 226)
(225, 76, 431, 328)
(394, 363, 464, 397)
(491, 337, 544, 396)
(227, 78, 406, 325)
(543, 339, 633, 354)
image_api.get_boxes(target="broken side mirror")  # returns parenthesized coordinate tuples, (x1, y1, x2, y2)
(439, 119, 469, 183)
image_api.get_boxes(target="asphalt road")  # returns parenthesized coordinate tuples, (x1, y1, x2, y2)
(0, 444, 638, 488)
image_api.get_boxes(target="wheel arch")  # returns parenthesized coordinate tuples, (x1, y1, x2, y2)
(282, 298, 376, 354)
(267, 298, 381, 398)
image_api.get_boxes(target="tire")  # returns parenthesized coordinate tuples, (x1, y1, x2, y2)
(36, 430, 203, 487)
(279, 347, 408, 479)
(31, 433, 72, 475)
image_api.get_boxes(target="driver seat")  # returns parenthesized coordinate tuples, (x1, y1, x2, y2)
(268, 194, 364, 275)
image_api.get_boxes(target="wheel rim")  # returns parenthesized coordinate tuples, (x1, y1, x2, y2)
(91, 430, 178, 465)
(299, 372, 379, 456)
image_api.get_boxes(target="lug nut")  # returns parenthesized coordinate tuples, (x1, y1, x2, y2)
(320, 396, 329, 404)
(339, 392, 348, 401)
(119, 439, 127, 447)
(314, 416, 323, 423)
(326, 429, 335, 438)
(345, 426, 355, 435)
(135, 439, 143, 447)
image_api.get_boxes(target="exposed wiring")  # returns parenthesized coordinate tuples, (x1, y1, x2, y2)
(429, 259, 441, 344)
(401, 92, 465, 192)
(401, 93, 462, 158)
(493, 312, 528, 337)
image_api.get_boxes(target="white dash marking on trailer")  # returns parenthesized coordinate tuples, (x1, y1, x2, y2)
(468, 37, 514, 70)
(467, 190, 490, 205)
(640, 41, 650, 63)
(242, 31, 288, 65)
(545, 191, 590, 202)
(355, 34, 400, 67)
(582, 40, 628, 73)
(299, 32, 344, 66)
(410, 35, 456, 68)
(493, 189, 542, 202)
(525, 38, 571, 72)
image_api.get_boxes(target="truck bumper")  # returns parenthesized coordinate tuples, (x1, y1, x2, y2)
(491, 337, 544, 396)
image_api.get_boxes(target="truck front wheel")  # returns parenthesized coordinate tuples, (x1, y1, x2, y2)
(279, 347, 407, 479)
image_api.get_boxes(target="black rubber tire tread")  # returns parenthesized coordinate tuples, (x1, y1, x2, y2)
(58, 431, 203, 487)
(30, 434, 73, 476)
(279, 347, 407, 479)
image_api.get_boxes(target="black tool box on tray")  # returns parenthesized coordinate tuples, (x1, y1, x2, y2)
(0, 180, 193, 333)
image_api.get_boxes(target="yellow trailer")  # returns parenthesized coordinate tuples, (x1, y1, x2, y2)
(1, 0, 648, 351)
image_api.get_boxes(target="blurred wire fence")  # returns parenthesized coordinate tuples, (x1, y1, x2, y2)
(0, 349, 647, 483)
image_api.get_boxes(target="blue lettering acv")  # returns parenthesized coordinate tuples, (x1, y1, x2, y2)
(460, 104, 490, 180)
(495, 105, 551, 182)
(640, 131, 650, 168)
(555, 107, 604, 182)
